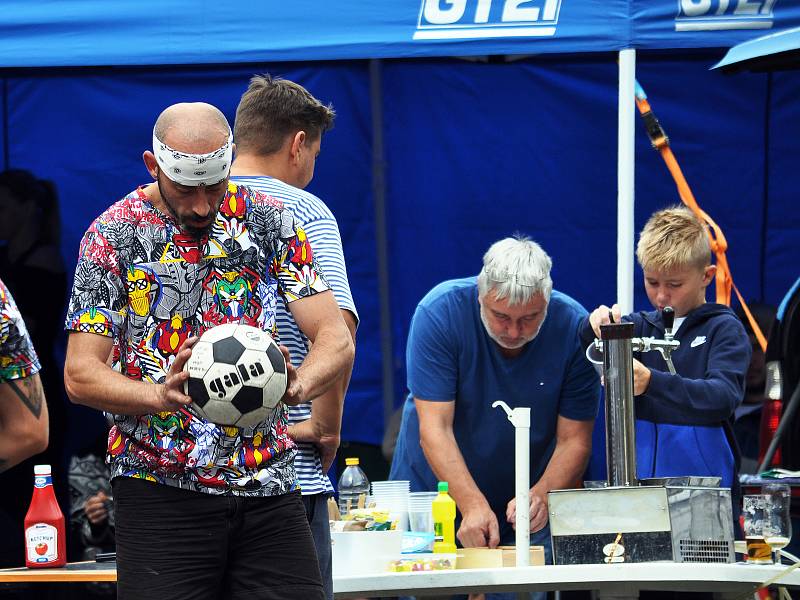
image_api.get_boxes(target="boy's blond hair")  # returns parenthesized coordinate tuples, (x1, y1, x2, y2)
(636, 206, 711, 272)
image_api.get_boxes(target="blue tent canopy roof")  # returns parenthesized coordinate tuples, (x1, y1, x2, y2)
(3, 0, 800, 67)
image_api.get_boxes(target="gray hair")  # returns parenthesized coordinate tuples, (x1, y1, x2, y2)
(477, 236, 553, 305)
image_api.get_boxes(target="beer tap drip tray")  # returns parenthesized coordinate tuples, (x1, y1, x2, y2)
(548, 482, 735, 565)
(640, 476, 722, 488)
(585, 476, 722, 489)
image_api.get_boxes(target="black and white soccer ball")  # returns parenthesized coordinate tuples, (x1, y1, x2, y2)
(183, 323, 287, 428)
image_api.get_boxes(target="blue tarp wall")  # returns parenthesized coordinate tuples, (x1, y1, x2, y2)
(2, 1, 799, 450)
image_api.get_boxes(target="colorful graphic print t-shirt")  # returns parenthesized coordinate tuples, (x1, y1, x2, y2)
(65, 183, 330, 496)
(0, 278, 41, 381)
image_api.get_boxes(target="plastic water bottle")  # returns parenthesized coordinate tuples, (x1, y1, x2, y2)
(24, 465, 66, 568)
(337, 457, 370, 516)
(432, 481, 457, 554)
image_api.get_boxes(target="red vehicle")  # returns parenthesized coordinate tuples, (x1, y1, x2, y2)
(759, 277, 800, 473)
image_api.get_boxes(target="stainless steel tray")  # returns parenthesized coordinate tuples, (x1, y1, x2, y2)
(639, 476, 722, 487)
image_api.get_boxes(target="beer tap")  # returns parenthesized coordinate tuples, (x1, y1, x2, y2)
(632, 306, 680, 375)
(662, 306, 675, 343)
(592, 306, 681, 375)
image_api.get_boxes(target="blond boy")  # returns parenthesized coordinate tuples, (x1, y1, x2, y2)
(582, 206, 751, 493)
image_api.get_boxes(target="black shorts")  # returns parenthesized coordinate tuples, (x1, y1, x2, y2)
(113, 477, 323, 600)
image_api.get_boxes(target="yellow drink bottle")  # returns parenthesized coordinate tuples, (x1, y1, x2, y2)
(432, 481, 457, 553)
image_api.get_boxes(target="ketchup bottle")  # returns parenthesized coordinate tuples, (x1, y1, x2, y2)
(24, 465, 66, 568)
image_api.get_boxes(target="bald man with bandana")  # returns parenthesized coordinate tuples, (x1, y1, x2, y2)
(64, 103, 353, 600)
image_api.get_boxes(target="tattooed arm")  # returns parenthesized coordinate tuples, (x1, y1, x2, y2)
(0, 373, 49, 473)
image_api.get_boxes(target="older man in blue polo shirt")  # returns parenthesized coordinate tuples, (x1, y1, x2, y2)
(390, 236, 600, 597)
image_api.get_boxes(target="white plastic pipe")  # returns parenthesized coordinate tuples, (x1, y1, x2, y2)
(492, 401, 531, 567)
(513, 410, 531, 566)
(617, 48, 636, 315)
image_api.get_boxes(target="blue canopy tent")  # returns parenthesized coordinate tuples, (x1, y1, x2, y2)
(2, 1, 797, 66)
(1, 1, 799, 454)
(714, 25, 800, 71)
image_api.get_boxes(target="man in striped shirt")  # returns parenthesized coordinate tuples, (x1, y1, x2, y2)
(231, 74, 358, 600)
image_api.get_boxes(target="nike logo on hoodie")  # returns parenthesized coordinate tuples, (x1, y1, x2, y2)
(690, 336, 707, 348)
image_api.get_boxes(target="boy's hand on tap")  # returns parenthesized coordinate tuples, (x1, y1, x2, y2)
(589, 303, 622, 338)
(632, 358, 652, 395)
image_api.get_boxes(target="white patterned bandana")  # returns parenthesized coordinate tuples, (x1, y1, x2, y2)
(153, 129, 233, 187)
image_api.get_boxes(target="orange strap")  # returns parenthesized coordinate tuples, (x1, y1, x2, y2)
(634, 93, 768, 352)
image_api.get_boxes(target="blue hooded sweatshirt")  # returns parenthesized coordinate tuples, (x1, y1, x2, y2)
(581, 303, 751, 489)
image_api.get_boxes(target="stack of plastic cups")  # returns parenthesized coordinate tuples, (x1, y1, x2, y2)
(370, 480, 410, 531)
(408, 491, 438, 541)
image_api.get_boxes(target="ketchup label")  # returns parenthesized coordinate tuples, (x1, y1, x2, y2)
(25, 523, 59, 563)
(33, 474, 51, 488)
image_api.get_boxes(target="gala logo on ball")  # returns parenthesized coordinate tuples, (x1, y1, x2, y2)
(184, 323, 287, 428)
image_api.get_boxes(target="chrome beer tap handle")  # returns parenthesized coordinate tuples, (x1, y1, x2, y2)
(662, 306, 675, 342)
(595, 306, 680, 374)
(658, 306, 677, 374)
(631, 307, 680, 373)
(633, 337, 680, 375)
(656, 344, 679, 375)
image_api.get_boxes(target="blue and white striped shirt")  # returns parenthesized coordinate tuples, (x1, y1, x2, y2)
(231, 175, 358, 495)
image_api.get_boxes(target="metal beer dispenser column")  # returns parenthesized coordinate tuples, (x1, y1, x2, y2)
(604, 306, 677, 486)
(602, 318, 638, 488)
(548, 307, 736, 565)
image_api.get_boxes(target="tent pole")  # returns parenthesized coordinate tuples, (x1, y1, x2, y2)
(617, 49, 636, 314)
(369, 58, 396, 429)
